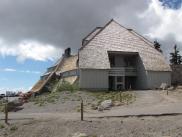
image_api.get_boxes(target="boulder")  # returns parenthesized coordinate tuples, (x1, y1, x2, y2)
(160, 83, 168, 90)
(97, 105, 104, 111)
(98, 100, 112, 111)
(113, 101, 123, 106)
(167, 86, 174, 91)
(72, 132, 88, 137)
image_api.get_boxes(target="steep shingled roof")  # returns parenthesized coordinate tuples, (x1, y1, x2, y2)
(56, 55, 78, 73)
(79, 19, 171, 71)
(30, 55, 78, 93)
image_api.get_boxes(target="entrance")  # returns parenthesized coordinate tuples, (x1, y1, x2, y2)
(125, 76, 136, 90)
(109, 76, 125, 91)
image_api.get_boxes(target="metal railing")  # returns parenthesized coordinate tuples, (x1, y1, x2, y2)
(109, 67, 137, 76)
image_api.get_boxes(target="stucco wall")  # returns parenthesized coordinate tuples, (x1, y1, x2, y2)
(79, 69, 108, 90)
(147, 71, 171, 89)
(171, 65, 182, 85)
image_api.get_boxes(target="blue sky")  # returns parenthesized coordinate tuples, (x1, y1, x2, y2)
(0, 0, 182, 93)
(0, 56, 54, 93)
(159, 0, 182, 9)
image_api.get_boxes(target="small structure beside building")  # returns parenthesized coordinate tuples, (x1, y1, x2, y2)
(171, 64, 182, 85)
(30, 19, 171, 93)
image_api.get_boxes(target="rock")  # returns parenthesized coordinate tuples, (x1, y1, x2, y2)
(72, 132, 88, 137)
(99, 100, 112, 110)
(167, 86, 174, 91)
(100, 135, 104, 137)
(97, 105, 104, 111)
(160, 83, 168, 90)
(113, 101, 122, 106)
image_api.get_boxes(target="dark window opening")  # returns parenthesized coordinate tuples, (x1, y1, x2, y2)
(109, 56, 115, 67)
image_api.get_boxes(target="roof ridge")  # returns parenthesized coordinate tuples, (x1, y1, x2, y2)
(111, 19, 155, 47)
(128, 30, 164, 54)
(79, 19, 114, 51)
(82, 27, 102, 43)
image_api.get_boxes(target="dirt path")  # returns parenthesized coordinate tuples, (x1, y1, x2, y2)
(1, 90, 182, 137)
(1, 90, 182, 120)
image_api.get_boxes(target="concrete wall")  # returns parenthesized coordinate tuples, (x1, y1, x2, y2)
(79, 69, 108, 90)
(147, 71, 171, 89)
(135, 56, 149, 89)
(171, 65, 182, 85)
(79, 57, 171, 90)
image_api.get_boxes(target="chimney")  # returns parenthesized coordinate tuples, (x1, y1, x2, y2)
(64, 47, 71, 57)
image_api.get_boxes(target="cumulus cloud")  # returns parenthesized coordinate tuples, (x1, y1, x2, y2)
(137, 0, 182, 58)
(0, 38, 62, 62)
(0, 0, 181, 62)
(140, 0, 182, 42)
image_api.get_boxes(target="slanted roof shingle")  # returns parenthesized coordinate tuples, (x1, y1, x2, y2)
(79, 19, 171, 71)
(56, 55, 78, 73)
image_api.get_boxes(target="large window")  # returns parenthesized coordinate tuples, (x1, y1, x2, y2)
(109, 56, 115, 67)
(117, 76, 123, 82)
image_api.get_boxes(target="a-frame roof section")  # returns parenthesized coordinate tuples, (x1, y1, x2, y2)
(79, 19, 171, 71)
(82, 27, 102, 46)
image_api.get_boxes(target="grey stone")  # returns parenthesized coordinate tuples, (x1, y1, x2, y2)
(160, 83, 168, 90)
(99, 100, 112, 110)
(72, 132, 88, 137)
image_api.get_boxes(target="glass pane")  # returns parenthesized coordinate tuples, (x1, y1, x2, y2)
(117, 76, 123, 82)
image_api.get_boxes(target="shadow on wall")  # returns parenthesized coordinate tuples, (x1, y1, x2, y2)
(135, 55, 148, 90)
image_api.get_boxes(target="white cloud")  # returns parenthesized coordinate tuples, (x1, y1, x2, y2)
(0, 68, 41, 74)
(3, 68, 16, 72)
(0, 38, 63, 62)
(139, 0, 182, 43)
(19, 70, 41, 74)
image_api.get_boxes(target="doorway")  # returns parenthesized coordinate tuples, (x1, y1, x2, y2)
(125, 76, 136, 90)
(109, 76, 125, 91)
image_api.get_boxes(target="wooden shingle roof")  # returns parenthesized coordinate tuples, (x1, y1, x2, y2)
(79, 19, 171, 71)
(56, 55, 78, 73)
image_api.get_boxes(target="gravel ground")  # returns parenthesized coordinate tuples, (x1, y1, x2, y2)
(20, 91, 97, 113)
(1, 89, 182, 137)
(1, 115, 182, 137)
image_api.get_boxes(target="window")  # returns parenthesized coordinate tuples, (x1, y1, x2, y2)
(117, 76, 123, 82)
(109, 56, 115, 67)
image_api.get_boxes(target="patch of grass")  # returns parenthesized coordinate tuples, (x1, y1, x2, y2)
(0, 123, 5, 129)
(0, 99, 5, 112)
(30, 92, 60, 106)
(0, 104, 4, 112)
(10, 125, 18, 131)
(56, 81, 79, 93)
(90, 135, 97, 137)
(90, 91, 135, 105)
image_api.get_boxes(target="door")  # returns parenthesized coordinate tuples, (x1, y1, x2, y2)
(109, 76, 115, 90)
(116, 76, 125, 90)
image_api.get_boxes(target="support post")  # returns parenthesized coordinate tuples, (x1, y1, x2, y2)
(81, 99, 83, 121)
(120, 91, 122, 102)
(5, 92, 8, 124)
